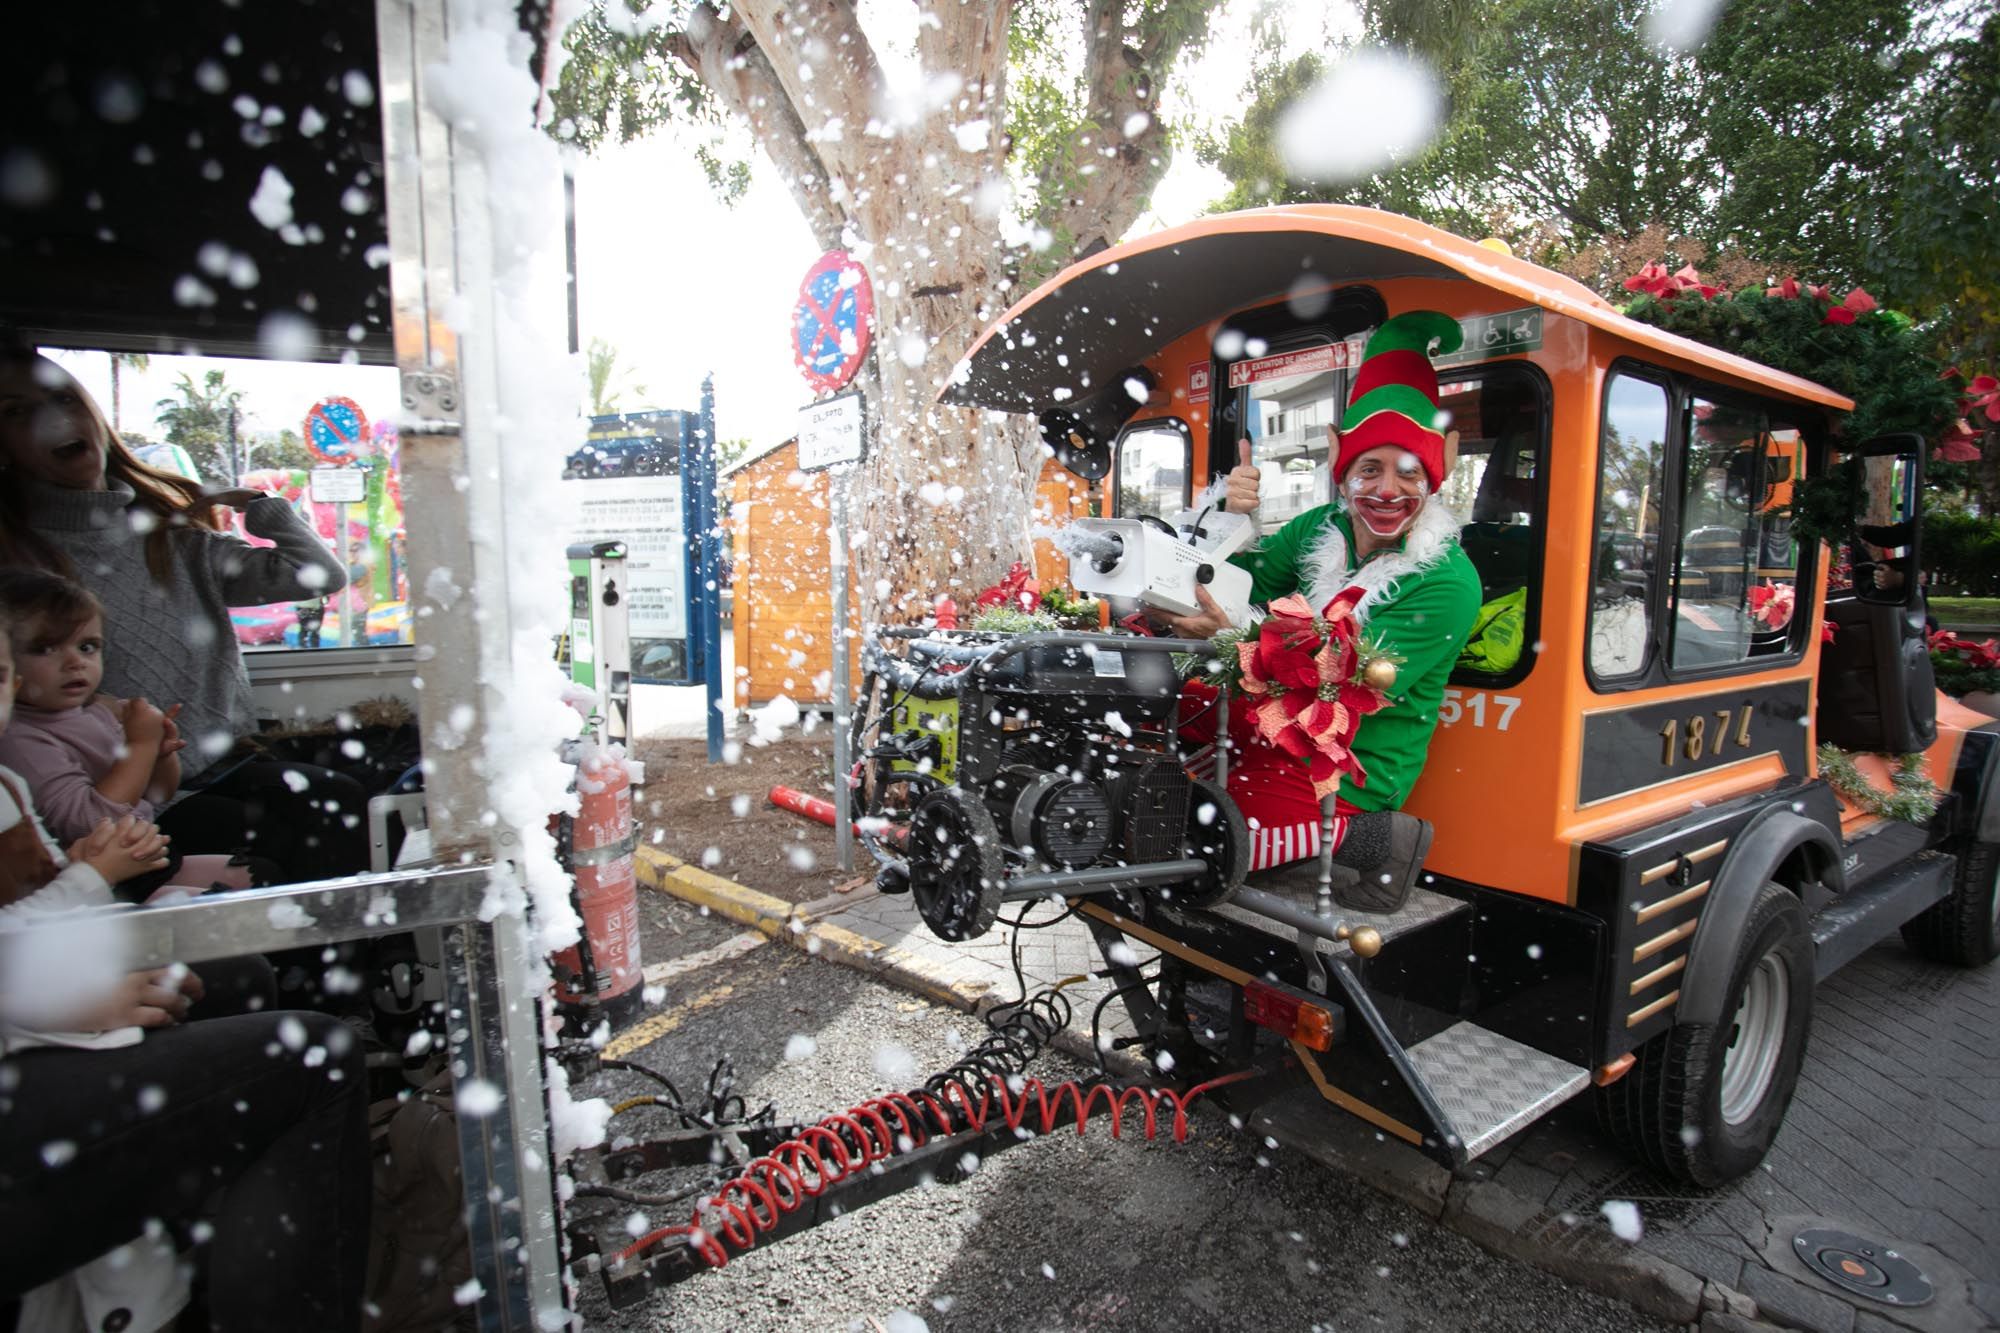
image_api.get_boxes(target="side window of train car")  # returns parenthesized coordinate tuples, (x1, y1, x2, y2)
(1668, 397, 1804, 671)
(1233, 339, 1353, 535)
(1439, 365, 1549, 686)
(1113, 419, 1191, 522)
(1590, 373, 1670, 681)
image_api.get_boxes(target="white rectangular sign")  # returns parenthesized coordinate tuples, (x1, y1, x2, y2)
(562, 474, 686, 642)
(797, 391, 866, 472)
(309, 465, 366, 503)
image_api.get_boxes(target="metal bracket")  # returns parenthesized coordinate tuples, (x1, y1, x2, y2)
(402, 369, 462, 429)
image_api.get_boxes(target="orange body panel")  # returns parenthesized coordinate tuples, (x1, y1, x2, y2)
(1120, 279, 1854, 905)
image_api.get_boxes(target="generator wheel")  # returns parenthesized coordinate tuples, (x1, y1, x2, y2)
(908, 788, 1005, 942)
(1900, 839, 2000, 966)
(1153, 777, 1250, 911)
(1595, 883, 1812, 1186)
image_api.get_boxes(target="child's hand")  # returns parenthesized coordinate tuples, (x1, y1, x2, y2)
(67, 818, 120, 867)
(122, 697, 167, 748)
(65, 968, 191, 1032)
(81, 815, 171, 884)
(157, 704, 187, 758)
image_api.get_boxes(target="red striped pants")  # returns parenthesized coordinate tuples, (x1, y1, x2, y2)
(1178, 681, 1356, 872)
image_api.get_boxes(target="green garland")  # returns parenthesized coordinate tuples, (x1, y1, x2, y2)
(1816, 744, 1941, 823)
(1623, 284, 1963, 544)
(968, 605, 1060, 633)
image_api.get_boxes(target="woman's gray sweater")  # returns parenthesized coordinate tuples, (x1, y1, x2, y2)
(24, 480, 349, 779)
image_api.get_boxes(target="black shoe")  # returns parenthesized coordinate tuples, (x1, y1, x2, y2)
(876, 862, 911, 895)
(1332, 812, 1432, 915)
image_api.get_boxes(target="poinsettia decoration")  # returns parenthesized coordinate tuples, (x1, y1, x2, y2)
(1748, 581, 1796, 630)
(1184, 590, 1400, 799)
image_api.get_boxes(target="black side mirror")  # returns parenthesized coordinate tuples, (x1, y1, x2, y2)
(1851, 433, 1925, 608)
(1040, 407, 1110, 481)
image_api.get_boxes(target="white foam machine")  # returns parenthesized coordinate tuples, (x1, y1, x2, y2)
(1066, 504, 1258, 626)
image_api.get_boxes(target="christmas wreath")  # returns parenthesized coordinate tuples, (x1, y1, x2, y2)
(1183, 589, 1401, 799)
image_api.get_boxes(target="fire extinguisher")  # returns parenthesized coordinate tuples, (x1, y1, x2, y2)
(552, 736, 644, 1029)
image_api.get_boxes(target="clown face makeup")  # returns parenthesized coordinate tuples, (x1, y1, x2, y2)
(1342, 445, 1430, 545)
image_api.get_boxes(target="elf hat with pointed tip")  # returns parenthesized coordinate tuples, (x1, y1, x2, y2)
(1334, 310, 1464, 491)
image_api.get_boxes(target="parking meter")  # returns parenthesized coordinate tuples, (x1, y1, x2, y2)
(567, 540, 632, 742)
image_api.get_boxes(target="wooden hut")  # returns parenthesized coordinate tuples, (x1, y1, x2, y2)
(727, 442, 1097, 709)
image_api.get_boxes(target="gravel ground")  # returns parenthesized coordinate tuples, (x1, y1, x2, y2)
(570, 943, 1682, 1333)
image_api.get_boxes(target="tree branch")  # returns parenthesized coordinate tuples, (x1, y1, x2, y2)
(732, 0, 886, 185)
(682, 3, 845, 250)
(1047, 1, 1212, 256)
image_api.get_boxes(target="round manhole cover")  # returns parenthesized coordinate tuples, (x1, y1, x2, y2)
(1793, 1229, 1932, 1306)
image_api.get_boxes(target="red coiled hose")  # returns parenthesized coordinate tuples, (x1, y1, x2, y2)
(612, 1069, 1252, 1270)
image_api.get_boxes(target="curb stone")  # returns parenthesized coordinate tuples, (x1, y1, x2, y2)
(634, 845, 1732, 1327)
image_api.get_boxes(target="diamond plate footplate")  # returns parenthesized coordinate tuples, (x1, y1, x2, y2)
(1209, 882, 1468, 954)
(1405, 1023, 1590, 1160)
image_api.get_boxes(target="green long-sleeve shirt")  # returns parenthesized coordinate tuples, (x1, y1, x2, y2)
(1230, 505, 1482, 811)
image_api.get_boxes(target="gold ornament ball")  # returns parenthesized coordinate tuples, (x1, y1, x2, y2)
(1348, 926, 1383, 958)
(1362, 658, 1398, 691)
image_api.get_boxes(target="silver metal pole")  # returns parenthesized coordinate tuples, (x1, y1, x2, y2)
(336, 499, 354, 647)
(831, 463, 854, 873)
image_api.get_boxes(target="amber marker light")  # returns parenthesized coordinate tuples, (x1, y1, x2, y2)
(1243, 980, 1338, 1052)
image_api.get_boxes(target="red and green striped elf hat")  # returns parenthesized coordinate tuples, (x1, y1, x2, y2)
(1333, 310, 1464, 491)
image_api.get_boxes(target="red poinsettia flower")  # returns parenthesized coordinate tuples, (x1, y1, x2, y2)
(1807, 283, 1833, 302)
(1970, 373, 2000, 424)
(1823, 305, 1857, 326)
(1936, 418, 1983, 463)
(1622, 262, 1676, 298)
(1765, 277, 1801, 299)
(1670, 264, 1722, 299)
(1822, 621, 1836, 644)
(1841, 288, 1877, 316)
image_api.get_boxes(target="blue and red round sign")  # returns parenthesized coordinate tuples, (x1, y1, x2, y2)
(304, 396, 370, 464)
(792, 251, 874, 394)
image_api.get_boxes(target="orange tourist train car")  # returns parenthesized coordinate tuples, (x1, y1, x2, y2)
(878, 205, 2000, 1184)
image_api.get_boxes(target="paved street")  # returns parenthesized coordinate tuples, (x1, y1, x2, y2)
(569, 887, 1680, 1332)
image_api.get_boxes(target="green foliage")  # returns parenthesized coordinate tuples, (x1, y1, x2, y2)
(1622, 288, 1960, 442)
(1864, 10, 2000, 368)
(1039, 585, 1100, 627)
(586, 337, 647, 417)
(1210, 0, 1937, 292)
(1922, 511, 2000, 597)
(154, 369, 246, 484)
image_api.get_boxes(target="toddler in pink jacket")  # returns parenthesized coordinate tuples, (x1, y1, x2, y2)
(0, 569, 255, 900)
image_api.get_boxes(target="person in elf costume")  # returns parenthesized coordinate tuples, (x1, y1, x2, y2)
(1159, 310, 1482, 911)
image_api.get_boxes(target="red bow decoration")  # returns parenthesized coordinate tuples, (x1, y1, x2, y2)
(973, 561, 1041, 614)
(1232, 590, 1389, 799)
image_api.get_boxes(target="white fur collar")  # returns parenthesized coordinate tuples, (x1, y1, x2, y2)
(1299, 500, 1463, 625)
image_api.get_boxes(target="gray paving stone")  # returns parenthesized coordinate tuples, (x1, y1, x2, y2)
(1738, 1263, 1857, 1333)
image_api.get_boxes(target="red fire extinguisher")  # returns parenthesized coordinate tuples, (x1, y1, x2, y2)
(552, 741, 644, 1028)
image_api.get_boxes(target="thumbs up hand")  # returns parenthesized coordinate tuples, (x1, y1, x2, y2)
(1224, 439, 1261, 517)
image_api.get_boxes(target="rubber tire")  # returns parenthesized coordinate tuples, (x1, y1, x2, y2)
(1900, 839, 2000, 966)
(907, 788, 1005, 942)
(1152, 777, 1250, 911)
(1595, 883, 1813, 1186)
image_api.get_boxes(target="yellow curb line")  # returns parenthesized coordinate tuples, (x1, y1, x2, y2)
(634, 845, 981, 1011)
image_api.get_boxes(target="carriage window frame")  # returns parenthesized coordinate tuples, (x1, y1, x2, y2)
(1110, 416, 1193, 521)
(1441, 361, 1552, 691)
(1586, 359, 1819, 694)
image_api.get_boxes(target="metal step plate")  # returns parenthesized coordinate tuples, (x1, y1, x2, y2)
(1209, 880, 1468, 955)
(1405, 1022, 1590, 1160)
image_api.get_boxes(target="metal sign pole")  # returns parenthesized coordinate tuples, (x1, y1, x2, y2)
(336, 499, 353, 646)
(830, 462, 853, 874)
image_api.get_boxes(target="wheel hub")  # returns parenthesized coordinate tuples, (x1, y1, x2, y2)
(1719, 950, 1790, 1125)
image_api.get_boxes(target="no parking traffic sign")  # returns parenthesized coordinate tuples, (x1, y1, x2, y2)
(792, 251, 874, 393)
(304, 396, 370, 464)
